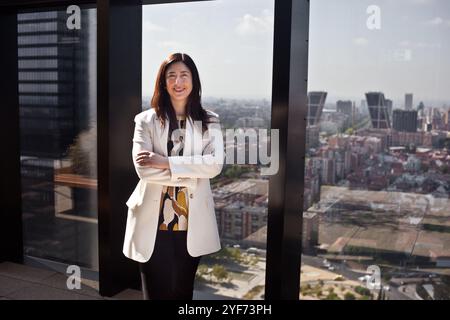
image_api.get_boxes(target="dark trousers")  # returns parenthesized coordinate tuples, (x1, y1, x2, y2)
(139, 230, 201, 300)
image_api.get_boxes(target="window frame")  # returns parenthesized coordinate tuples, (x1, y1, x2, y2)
(0, 0, 309, 299)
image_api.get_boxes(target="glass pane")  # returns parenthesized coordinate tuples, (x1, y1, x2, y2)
(142, 0, 274, 299)
(18, 6, 98, 270)
(304, 0, 450, 300)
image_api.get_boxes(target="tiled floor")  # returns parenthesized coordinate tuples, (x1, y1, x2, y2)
(0, 261, 141, 300)
(0, 261, 231, 300)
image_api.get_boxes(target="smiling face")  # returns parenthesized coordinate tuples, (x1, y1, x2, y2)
(165, 61, 193, 106)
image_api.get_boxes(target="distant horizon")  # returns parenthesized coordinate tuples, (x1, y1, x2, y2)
(142, 94, 450, 109)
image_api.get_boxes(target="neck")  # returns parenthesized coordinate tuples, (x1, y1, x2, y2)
(171, 99, 187, 116)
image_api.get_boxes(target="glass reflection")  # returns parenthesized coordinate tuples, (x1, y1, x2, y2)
(18, 7, 98, 270)
(142, 0, 274, 299)
(303, 0, 450, 300)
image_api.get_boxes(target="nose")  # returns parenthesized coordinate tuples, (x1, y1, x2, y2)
(175, 76, 183, 86)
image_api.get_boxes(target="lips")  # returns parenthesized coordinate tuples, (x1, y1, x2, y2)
(173, 88, 185, 93)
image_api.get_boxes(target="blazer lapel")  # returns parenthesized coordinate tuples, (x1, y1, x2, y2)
(157, 115, 200, 157)
(157, 117, 169, 157)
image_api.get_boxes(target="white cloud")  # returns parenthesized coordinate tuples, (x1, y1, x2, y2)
(235, 10, 273, 36)
(425, 17, 450, 27)
(427, 17, 444, 25)
(353, 37, 369, 46)
(143, 20, 165, 32)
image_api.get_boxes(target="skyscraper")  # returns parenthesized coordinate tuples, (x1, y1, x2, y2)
(307, 91, 327, 126)
(366, 92, 391, 129)
(447, 110, 450, 131)
(393, 109, 418, 133)
(17, 9, 98, 269)
(18, 10, 94, 158)
(336, 100, 352, 116)
(405, 93, 413, 111)
(386, 99, 393, 121)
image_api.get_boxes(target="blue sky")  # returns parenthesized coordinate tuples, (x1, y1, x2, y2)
(309, 0, 450, 105)
(143, 0, 450, 106)
(142, 0, 274, 99)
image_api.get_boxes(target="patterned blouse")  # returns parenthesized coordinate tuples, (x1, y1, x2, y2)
(158, 115, 189, 231)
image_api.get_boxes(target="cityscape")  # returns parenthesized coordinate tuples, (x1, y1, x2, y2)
(148, 91, 450, 300)
(303, 92, 450, 300)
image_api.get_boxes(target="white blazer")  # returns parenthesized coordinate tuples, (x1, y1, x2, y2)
(122, 108, 224, 262)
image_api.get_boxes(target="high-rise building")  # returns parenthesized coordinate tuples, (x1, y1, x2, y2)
(17, 10, 98, 269)
(321, 158, 336, 185)
(431, 108, 445, 130)
(393, 109, 418, 133)
(386, 99, 393, 120)
(361, 99, 366, 109)
(18, 10, 95, 158)
(365, 92, 391, 129)
(447, 110, 450, 130)
(306, 125, 320, 149)
(359, 99, 367, 116)
(302, 212, 319, 254)
(307, 91, 327, 126)
(405, 93, 413, 110)
(336, 100, 352, 116)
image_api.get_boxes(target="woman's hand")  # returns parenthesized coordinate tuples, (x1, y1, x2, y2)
(135, 151, 169, 169)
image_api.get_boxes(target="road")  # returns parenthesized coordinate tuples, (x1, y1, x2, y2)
(301, 255, 413, 300)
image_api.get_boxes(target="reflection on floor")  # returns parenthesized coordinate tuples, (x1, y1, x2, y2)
(0, 262, 229, 300)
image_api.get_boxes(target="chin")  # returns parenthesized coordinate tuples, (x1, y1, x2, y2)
(172, 95, 189, 101)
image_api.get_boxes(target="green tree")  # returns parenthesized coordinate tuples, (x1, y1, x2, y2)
(355, 286, 373, 299)
(195, 264, 209, 282)
(196, 264, 208, 276)
(228, 247, 242, 261)
(211, 264, 229, 282)
(344, 292, 356, 300)
(325, 292, 340, 300)
(345, 127, 354, 135)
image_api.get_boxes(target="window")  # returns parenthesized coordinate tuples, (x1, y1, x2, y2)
(18, 47, 58, 57)
(143, 0, 274, 299)
(18, 34, 58, 45)
(18, 7, 98, 270)
(19, 59, 58, 69)
(18, 21, 58, 33)
(19, 72, 58, 81)
(303, 0, 450, 300)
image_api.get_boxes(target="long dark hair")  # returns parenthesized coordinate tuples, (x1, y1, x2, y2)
(151, 53, 210, 133)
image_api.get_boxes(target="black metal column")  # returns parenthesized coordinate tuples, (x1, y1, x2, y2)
(97, 0, 142, 296)
(265, 0, 309, 300)
(0, 8, 23, 264)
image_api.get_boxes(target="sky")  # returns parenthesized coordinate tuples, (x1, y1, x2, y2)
(142, 0, 274, 100)
(309, 0, 450, 106)
(142, 0, 450, 106)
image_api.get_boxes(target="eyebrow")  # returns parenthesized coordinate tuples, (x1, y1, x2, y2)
(167, 70, 190, 75)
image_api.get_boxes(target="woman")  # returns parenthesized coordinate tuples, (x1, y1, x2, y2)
(122, 53, 224, 300)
